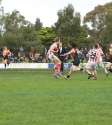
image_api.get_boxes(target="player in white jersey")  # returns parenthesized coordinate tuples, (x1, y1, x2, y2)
(47, 37, 62, 79)
(85, 44, 100, 80)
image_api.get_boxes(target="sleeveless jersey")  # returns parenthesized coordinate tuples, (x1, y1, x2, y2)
(3, 50, 10, 56)
(48, 43, 57, 55)
(88, 49, 99, 62)
(71, 48, 79, 61)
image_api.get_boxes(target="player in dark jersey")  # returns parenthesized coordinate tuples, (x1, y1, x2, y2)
(106, 43, 112, 73)
(62, 42, 83, 80)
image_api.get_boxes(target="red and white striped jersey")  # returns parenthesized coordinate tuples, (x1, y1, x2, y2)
(88, 49, 100, 62)
(48, 43, 57, 55)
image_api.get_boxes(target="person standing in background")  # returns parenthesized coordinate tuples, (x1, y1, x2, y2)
(20, 46, 24, 57)
(30, 47, 35, 57)
(58, 42, 66, 74)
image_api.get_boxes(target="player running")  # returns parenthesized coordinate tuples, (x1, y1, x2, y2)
(47, 37, 62, 79)
(85, 44, 100, 80)
(106, 43, 112, 73)
(97, 43, 108, 76)
(63, 42, 83, 80)
(3, 46, 11, 69)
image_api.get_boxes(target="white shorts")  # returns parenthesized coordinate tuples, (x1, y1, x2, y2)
(85, 62, 97, 69)
(48, 54, 57, 61)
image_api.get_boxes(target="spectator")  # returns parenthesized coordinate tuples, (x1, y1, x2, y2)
(43, 54, 50, 63)
(34, 54, 38, 62)
(20, 46, 24, 57)
(29, 52, 34, 62)
(30, 47, 35, 57)
(36, 54, 43, 63)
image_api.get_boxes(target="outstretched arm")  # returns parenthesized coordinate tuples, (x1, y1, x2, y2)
(63, 49, 74, 56)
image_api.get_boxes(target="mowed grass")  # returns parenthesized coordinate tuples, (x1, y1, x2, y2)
(0, 69, 112, 125)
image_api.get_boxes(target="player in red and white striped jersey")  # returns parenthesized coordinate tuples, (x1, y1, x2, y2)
(97, 43, 108, 76)
(47, 37, 62, 79)
(85, 44, 100, 80)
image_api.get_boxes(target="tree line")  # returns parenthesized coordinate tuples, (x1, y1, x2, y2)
(0, 0, 112, 55)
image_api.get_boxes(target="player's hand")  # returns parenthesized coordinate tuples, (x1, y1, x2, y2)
(60, 54, 64, 56)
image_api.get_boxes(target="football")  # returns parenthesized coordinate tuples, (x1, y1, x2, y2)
(54, 47, 58, 51)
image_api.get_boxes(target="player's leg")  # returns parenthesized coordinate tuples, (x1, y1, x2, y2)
(48, 54, 59, 78)
(85, 62, 93, 79)
(97, 59, 108, 76)
(106, 62, 112, 73)
(53, 56, 62, 78)
(4, 59, 7, 68)
(64, 63, 83, 80)
(64, 65, 74, 80)
(92, 67, 97, 80)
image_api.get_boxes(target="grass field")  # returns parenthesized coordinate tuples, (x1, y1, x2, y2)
(0, 69, 112, 125)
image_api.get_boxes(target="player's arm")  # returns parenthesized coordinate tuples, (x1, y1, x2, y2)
(97, 51, 100, 62)
(63, 49, 74, 56)
(100, 49, 104, 55)
(8, 50, 11, 55)
(76, 49, 82, 55)
(3, 50, 6, 57)
(86, 50, 90, 58)
(49, 45, 58, 53)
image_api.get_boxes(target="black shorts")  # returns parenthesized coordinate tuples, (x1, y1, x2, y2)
(72, 60, 80, 66)
(4, 56, 8, 60)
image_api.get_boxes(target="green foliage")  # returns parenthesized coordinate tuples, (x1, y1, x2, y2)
(1, 2, 112, 54)
(53, 4, 81, 45)
(3, 32, 18, 46)
(83, 2, 112, 43)
(22, 40, 44, 55)
(34, 17, 43, 31)
(4, 10, 26, 34)
(38, 27, 56, 47)
(22, 25, 37, 41)
(104, 10, 112, 42)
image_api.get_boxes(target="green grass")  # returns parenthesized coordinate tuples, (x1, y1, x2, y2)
(0, 69, 112, 125)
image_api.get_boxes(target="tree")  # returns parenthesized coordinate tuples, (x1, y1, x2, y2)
(0, 0, 5, 45)
(34, 17, 43, 31)
(38, 27, 56, 47)
(83, 2, 112, 42)
(100, 10, 112, 48)
(0, 0, 5, 35)
(53, 4, 81, 45)
(4, 10, 28, 34)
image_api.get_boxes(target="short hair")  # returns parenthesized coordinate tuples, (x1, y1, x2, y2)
(54, 37, 60, 42)
(71, 42, 77, 48)
(98, 42, 102, 47)
(94, 44, 98, 49)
